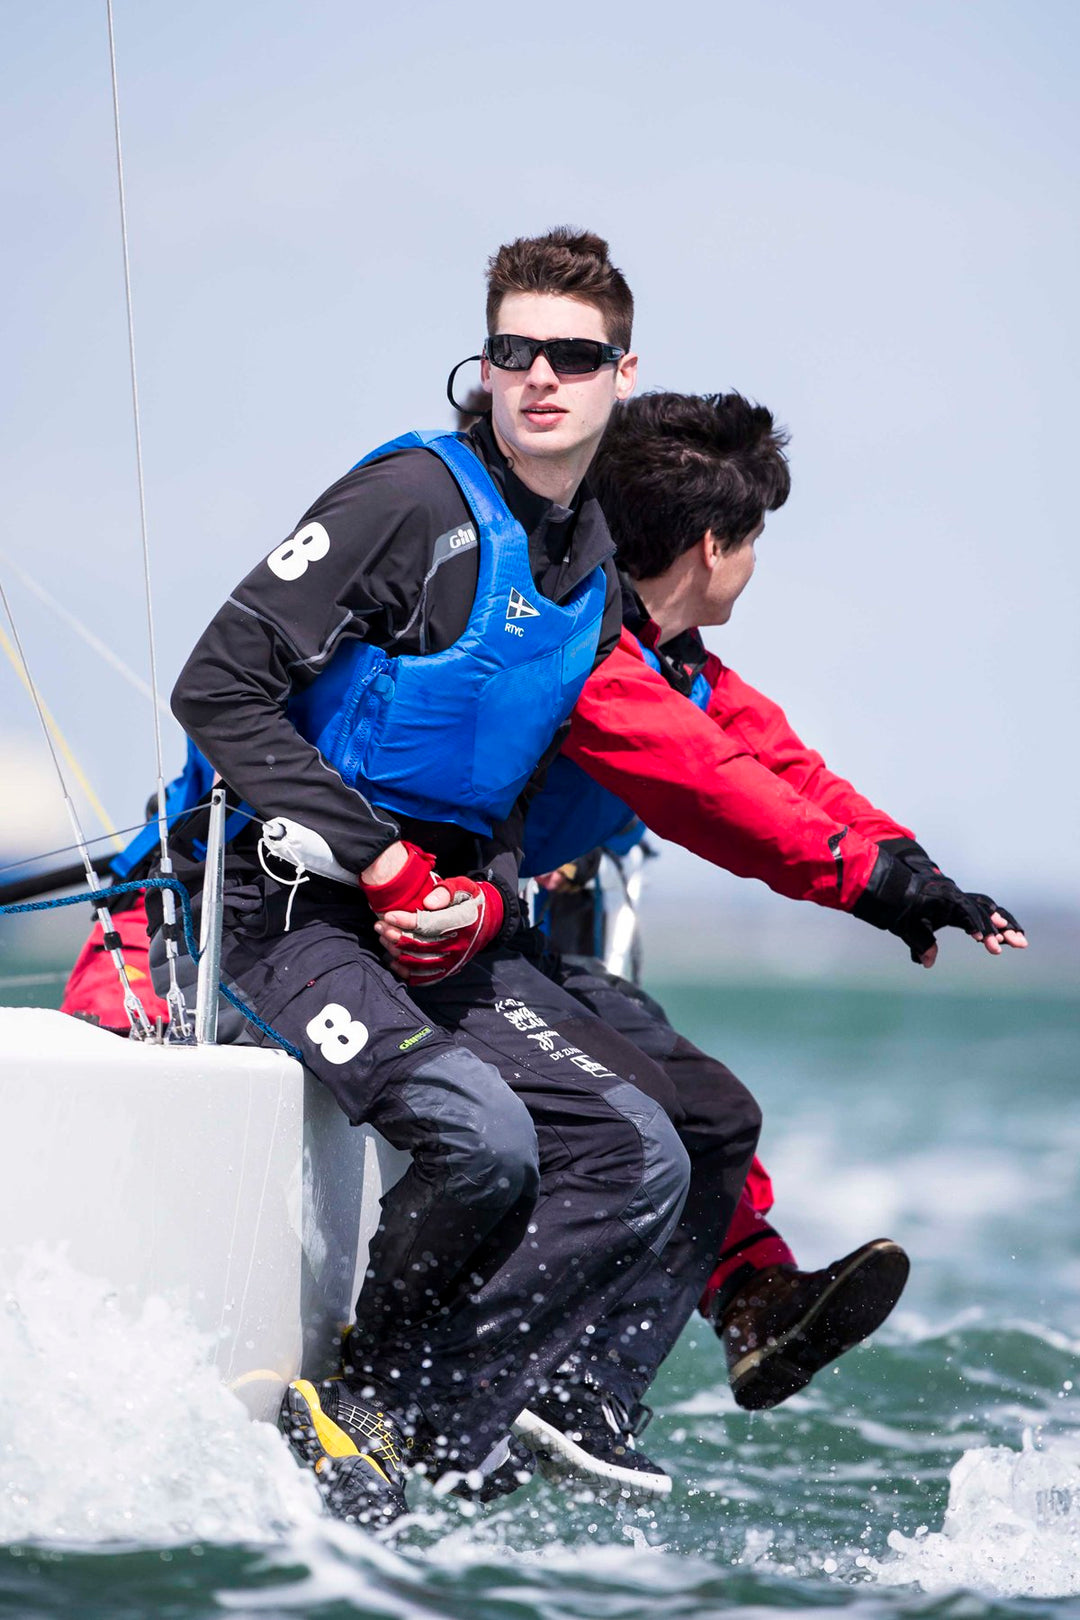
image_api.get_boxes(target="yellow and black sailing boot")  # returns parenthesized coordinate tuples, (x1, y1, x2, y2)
(278, 1377, 410, 1527)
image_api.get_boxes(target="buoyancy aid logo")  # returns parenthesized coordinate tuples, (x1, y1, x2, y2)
(505, 588, 540, 636)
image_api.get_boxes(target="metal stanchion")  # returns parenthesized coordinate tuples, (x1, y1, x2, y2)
(195, 787, 226, 1045)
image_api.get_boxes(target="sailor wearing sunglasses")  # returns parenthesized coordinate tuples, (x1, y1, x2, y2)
(478, 329, 630, 491)
(165, 227, 764, 1524)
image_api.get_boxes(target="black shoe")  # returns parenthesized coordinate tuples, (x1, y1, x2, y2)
(513, 1377, 671, 1498)
(440, 1434, 537, 1503)
(279, 1377, 410, 1526)
(714, 1239, 910, 1410)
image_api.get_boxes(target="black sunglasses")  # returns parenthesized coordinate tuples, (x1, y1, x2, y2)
(484, 334, 625, 375)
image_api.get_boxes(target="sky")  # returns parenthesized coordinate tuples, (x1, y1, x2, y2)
(1, 0, 1078, 911)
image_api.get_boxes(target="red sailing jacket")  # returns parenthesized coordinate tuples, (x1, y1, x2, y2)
(60, 898, 169, 1033)
(563, 626, 914, 911)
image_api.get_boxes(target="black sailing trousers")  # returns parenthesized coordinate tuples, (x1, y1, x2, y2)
(538, 952, 762, 1409)
(217, 877, 692, 1469)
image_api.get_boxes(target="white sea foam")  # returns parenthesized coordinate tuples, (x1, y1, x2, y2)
(763, 1124, 1038, 1268)
(0, 1246, 319, 1546)
(873, 1430, 1080, 1599)
(868, 1306, 1080, 1386)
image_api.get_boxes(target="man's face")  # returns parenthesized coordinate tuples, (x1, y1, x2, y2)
(481, 291, 637, 471)
(699, 521, 763, 626)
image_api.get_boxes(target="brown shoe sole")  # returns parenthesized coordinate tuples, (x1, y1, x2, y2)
(729, 1239, 910, 1411)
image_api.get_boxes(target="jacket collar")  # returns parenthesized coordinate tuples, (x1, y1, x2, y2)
(622, 576, 711, 696)
(469, 415, 562, 535)
(467, 415, 615, 595)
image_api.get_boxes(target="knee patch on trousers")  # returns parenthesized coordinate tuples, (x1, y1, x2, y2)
(603, 1081, 691, 1259)
(396, 1047, 541, 1211)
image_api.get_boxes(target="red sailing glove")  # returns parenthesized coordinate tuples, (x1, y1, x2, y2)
(359, 842, 442, 915)
(382, 877, 505, 985)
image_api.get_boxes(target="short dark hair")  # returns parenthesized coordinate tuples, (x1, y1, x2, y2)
(592, 391, 791, 579)
(486, 227, 634, 351)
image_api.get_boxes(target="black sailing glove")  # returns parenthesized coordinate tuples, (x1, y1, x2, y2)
(853, 850, 1023, 964)
(877, 836, 940, 877)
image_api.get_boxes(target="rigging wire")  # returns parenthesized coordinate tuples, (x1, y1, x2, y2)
(0, 836, 138, 882)
(0, 803, 262, 881)
(0, 577, 152, 1037)
(0, 548, 171, 718)
(0, 620, 124, 851)
(105, 0, 191, 1038)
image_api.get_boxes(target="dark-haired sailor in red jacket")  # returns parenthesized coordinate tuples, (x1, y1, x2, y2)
(518, 389, 1025, 1421)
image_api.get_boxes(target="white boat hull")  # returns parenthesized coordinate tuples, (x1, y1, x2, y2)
(0, 1008, 403, 1421)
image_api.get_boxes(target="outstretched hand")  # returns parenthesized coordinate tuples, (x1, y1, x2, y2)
(876, 839, 1027, 966)
(898, 882, 1026, 965)
(856, 851, 1028, 966)
(916, 909, 1027, 969)
(972, 909, 1027, 957)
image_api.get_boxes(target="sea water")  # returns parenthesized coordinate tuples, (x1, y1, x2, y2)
(2, 979, 1078, 1619)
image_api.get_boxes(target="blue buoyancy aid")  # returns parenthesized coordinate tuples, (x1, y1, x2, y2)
(111, 738, 255, 876)
(287, 431, 608, 836)
(520, 641, 713, 877)
(110, 740, 216, 877)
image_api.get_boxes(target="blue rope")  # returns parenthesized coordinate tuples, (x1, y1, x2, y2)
(0, 878, 303, 1062)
